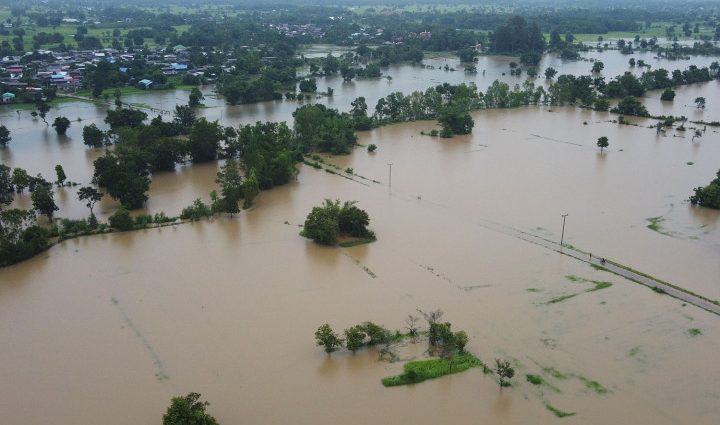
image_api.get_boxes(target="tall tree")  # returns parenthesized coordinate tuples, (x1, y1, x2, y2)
(163, 393, 219, 425)
(188, 87, 204, 107)
(215, 159, 243, 215)
(77, 186, 104, 216)
(31, 184, 58, 220)
(0, 125, 11, 147)
(0, 164, 13, 206)
(36, 101, 50, 125)
(597, 136, 609, 152)
(54, 165, 66, 186)
(52, 117, 71, 135)
(188, 118, 222, 162)
(83, 123, 105, 147)
(11, 168, 30, 193)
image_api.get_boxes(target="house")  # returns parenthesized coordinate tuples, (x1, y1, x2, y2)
(138, 79, 153, 89)
(171, 63, 188, 71)
(1, 92, 15, 103)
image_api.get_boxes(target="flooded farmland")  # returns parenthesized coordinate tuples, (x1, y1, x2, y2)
(1, 48, 719, 425)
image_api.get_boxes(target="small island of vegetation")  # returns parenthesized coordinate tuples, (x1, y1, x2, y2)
(301, 199, 375, 247)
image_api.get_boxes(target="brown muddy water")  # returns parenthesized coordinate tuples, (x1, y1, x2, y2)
(1, 50, 720, 425)
(1, 107, 719, 425)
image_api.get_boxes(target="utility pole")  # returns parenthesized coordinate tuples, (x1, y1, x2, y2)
(388, 163, 393, 190)
(560, 214, 568, 250)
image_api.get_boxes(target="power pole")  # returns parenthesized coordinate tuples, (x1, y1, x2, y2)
(560, 214, 568, 250)
(388, 163, 393, 189)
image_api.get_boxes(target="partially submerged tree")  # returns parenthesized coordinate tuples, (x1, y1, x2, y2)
(214, 159, 243, 215)
(82, 123, 105, 147)
(315, 324, 343, 354)
(690, 169, 720, 209)
(494, 359, 515, 387)
(301, 199, 372, 245)
(597, 136, 609, 152)
(54, 165, 66, 187)
(0, 125, 11, 147)
(31, 184, 58, 220)
(52, 116, 71, 135)
(163, 392, 219, 425)
(77, 186, 104, 217)
(344, 325, 367, 353)
(695, 96, 706, 109)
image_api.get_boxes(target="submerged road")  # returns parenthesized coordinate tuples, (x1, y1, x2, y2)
(488, 223, 720, 316)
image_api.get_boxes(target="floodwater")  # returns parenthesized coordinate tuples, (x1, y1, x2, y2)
(1, 48, 720, 425)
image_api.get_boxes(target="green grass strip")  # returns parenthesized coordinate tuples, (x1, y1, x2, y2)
(543, 401, 576, 418)
(382, 352, 485, 387)
(338, 236, 377, 248)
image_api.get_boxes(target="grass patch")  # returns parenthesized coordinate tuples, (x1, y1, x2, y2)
(543, 366, 570, 380)
(543, 401, 576, 418)
(381, 352, 485, 387)
(646, 216, 672, 236)
(527, 374, 543, 385)
(564, 274, 582, 282)
(587, 281, 613, 292)
(652, 286, 667, 294)
(628, 346, 641, 357)
(526, 287, 542, 292)
(338, 235, 377, 248)
(577, 376, 609, 394)
(687, 328, 702, 336)
(546, 294, 578, 304)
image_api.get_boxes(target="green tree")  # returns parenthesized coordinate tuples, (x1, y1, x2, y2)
(105, 108, 148, 130)
(302, 199, 340, 245)
(695, 97, 706, 109)
(163, 393, 219, 425)
(0, 125, 11, 147)
(188, 118, 222, 162)
(36, 101, 50, 125)
(189, 87, 204, 107)
(544, 67, 557, 79)
(31, 184, 58, 220)
(54, 165, 66, 187)
(437, 103, 474, 137)
(52, 117, 71, 135)
(0, 164, 13, 206)
(173, 105, 197, 131)
(690, 169, 720, 209)
(315, 324, 343, 354)
(338, 201, 370, 237)
(299, 78, 317, 93)
(82, 123, 105, 147)
(344, 325, 367, 353)
(11, 168, 31, 193)
(594, 97, 610, 112)
(93, 150, 150, 209)
(215, 159, 243, 215)
(242, 168, 260, 209)
(454, 330, 469, 353)
(0, 209, 49, 267)
(597, 136, 609, 152)
(495, 359, 515, 387)
(77, 186, 103, 216)
(660, 88, 676, 101)
(611, 96, 649, 116)
(591, 61, 604, 73)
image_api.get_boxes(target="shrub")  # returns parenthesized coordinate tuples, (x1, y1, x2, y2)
(109, 207, 134, 231)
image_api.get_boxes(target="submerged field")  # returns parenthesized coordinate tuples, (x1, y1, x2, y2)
(0, 48, 719, 424)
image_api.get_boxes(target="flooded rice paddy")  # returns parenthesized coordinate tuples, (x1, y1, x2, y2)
(1, 49, 719, 424)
